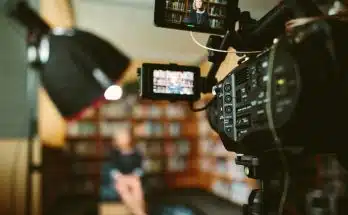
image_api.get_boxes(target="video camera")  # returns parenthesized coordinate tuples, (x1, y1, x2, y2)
(138, 0, 348, 214)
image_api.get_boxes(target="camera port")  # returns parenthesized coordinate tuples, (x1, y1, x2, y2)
(224, 83, 232, 92)
(225, 105, 233, 113)
(225, 95, 232, 103)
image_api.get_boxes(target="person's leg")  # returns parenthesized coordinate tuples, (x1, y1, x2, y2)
(115, 178, 141, 215)
(127, 176, 147, 215)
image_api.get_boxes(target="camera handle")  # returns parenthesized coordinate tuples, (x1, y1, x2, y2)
(236, 153, 347, 215)
(284, 0, 323, 17)
(235, 154, 284, 215)
(236, 155, 264, 215)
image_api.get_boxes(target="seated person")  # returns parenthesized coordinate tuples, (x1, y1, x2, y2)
(188, 0, 209, 27)
(101, 127, 147, 215)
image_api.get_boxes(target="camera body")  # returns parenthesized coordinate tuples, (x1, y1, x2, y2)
(144, 1, 348, 158)
(208, 18, 348, 157)
(144, 2, 348, 214)
(141, 0, 348, 215)
(207, 46, 300, 155)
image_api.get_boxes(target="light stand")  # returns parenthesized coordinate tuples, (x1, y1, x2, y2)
(6, 2, 131, 214)
(236, 151, 348, 215)
(26, 68, 40, 215)
(4, 2, 51, 215)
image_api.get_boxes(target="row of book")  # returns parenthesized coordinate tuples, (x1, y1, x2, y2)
(100, 122, 131, 136)
(209, 6, 226, 17)
(166, 0, 186, 11)
(136, 140, 191, 157)
(212, 179, 251, 205)
(67, 121, 187, 137)
(67, 122, 97, 136)
(200, 137, 234, 156)
(210, 18, 224, 29)
(165, 0, 228, 11)
(132, 104, 163, 119)
(168, 156, 188, 171)
(143, 156, 188, 172)
(133, 121, 184, 137)
(165, 140, 191, 156)
(134, 122, 164, 137)
(165, 12, 184, 24)
(200, 157, 246, 181)
(68, 139, 191, 158)
(164, 13, 224, 29)
(75, 100, 188, 120)
(72, 141, 99, 157)
(133, 103, 187, 119)
(143, 158, 163, 173)
(136, 141, 162, 156)
(100, 102, 131, 118)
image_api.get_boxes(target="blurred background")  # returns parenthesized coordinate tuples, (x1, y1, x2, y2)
(0, 0, 279, 215)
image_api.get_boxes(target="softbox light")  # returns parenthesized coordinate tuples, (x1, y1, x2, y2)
(7, 1, 130, 120)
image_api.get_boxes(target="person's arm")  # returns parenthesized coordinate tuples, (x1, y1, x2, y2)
(111, 168, 123, 180)
(133, 168, 144, 177)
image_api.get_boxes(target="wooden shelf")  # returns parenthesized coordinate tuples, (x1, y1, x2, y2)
(102, 117, 130, 122)
(65, 94, 200, 197)
(165, 8, 187, 13)
(133, 117, 189, 122)
(208, 15, 225, 19)
(143, 154, 166, 159)
(66, 136, 98, 141)
(101, 135, 195, 142)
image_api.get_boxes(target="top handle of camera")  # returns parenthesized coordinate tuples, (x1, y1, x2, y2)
(284, 0, 323, 17)
(204, 0, 323, 87)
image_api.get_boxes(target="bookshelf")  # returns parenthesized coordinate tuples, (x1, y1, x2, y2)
(64, 94, 199, 197)
(196, 96, 259, 205)
(165, 0, 228, 29)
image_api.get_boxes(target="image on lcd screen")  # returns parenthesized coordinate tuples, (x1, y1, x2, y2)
(164, 0, 227, 30)
(153, 70, 194, 95)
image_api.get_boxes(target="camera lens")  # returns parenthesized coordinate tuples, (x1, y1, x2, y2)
(225, 106, 232, 113)
(224, 84, 232, 92)
(225, 95, 232, 103)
